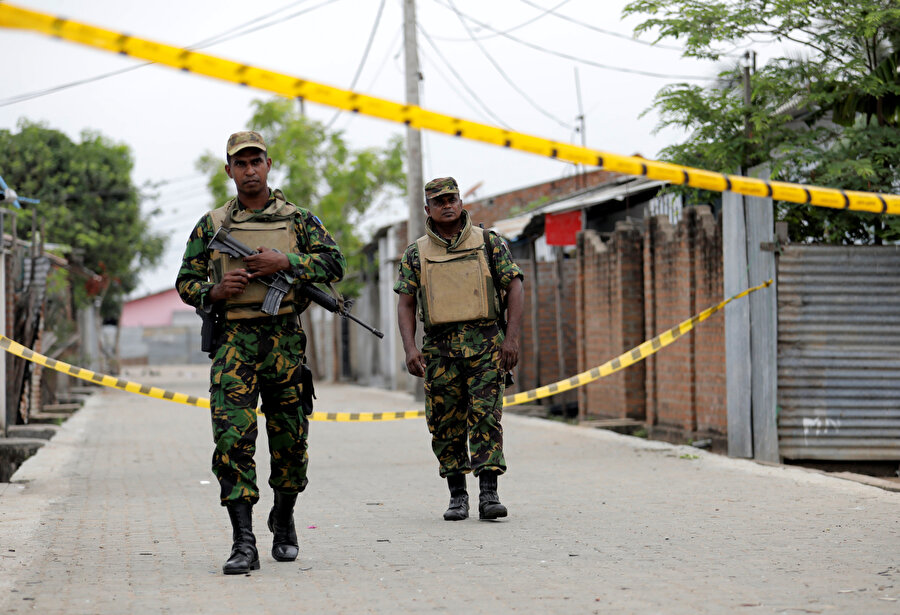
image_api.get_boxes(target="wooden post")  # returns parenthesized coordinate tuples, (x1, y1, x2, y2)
(745, 164, 778, 462)
(724, 188, 752, 458)
(724, 164, 778, 461)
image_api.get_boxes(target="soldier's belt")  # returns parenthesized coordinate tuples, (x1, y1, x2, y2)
(0, 280, 769, 418)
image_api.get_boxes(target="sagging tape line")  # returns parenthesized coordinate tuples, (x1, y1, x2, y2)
(0, 335, 424, 422)
(502, 279, 773, 406)
(2, 280, 769, 417)
(1, 3, 898, 214)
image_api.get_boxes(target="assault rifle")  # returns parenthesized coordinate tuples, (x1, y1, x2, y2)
(207, 227, 384, 338)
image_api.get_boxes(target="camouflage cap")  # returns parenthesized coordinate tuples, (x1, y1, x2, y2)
(424, 177, 459, 200)
(226, 131, 267, 156)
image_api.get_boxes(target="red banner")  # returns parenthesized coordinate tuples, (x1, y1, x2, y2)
(544, 210, 583, 246)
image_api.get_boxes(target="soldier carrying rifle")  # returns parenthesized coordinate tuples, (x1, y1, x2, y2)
(176, 131, 345, 575)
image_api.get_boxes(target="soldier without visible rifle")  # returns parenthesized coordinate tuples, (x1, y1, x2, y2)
(176, 131, 345, 574)
(394, 177, 525, 521)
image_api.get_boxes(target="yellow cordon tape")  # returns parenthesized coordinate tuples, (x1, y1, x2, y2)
(502, 279, 773, 406)
(0, 334, 422, 422)
(1, 3, 898, 214)
(1, 280, 770, 417)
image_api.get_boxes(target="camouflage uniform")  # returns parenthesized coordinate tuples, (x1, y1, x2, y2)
(393, 211, 524, 478)
(176, 190, 345, 506)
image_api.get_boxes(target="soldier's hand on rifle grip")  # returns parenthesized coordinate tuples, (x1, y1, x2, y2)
(209, 269, 250, 301)
(244, 246, 290, 278)
(405, 349, 426, 378)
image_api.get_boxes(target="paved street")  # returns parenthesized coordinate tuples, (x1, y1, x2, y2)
(0, 366, 898, 614)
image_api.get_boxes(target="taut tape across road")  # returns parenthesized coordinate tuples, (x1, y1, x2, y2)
(1, 3, 898, 214)
(1, 280, 770, 416)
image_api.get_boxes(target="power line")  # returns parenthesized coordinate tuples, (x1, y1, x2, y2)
(445, 0, 574, 131)
(517, 0, 683, 52)
(325, 0, 388, 129)
(0, 0, 339, 108)
(428, 0, 572, 42)
(417, 24, 512, 130)
(430, 0, 716, 81)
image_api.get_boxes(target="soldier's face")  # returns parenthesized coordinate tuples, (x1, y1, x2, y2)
(225, 148, 271, 197)
(425, 193, 463, 226)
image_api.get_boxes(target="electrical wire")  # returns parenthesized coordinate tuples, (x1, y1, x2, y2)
(446, 0, 574, 131)
(325, 0, 388, 129)
(517, 0, 682, 51)
(417, 24, 511, 130)
(430, 0, 716, 81)
(517, 0, 743, 58)
(0, 0, 339, 108)
(428, 0, 571, 42)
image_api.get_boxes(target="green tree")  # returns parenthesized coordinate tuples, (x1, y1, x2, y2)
(0, 119, 166, 317)
(624, 0, 900, 243)
(198, 98, 406, 292)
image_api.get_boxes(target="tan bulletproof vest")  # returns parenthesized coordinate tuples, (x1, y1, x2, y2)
(416, 216, 498, 328)
(208, 191, 298, 320)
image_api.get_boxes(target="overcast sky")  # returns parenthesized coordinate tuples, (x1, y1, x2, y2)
(0, 0, 737, 296)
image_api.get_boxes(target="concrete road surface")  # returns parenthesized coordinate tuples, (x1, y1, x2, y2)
(0, 366, 898, 614)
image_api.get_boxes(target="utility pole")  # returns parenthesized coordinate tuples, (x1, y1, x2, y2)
(574, 67, 586, 189)
(403, 0, 425, 244)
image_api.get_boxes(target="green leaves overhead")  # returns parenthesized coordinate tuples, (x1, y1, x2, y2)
(624, 0, 900, 243)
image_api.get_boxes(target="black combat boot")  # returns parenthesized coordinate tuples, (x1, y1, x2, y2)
(443, 474, 469, 521)
(478, 471, 508, 520)
(223, 502, 260, 574)
(267, 491, 299, 562)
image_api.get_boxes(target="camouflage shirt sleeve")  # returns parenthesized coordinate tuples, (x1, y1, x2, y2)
(392, 243, 419, 296)
(287, 209, 345, 283)
(489, 232, 524, 289)
(175, 213, 216, 311)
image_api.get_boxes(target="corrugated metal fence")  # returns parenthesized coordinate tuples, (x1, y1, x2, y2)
(777, 245, 900, 460)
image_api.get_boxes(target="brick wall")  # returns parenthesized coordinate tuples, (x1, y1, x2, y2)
(574, 206, 726, 446)
(576, 223, 645, 420)
(514, 256, 579, 410)
(643, 207, 724, 444)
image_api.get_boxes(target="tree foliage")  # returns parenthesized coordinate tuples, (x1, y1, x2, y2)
(623, 0, 900, 243)
(198, 98, 406, 292)
(0, 120, 166, 317)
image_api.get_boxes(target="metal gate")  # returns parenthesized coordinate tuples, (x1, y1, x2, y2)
(777, 245, 900, 460)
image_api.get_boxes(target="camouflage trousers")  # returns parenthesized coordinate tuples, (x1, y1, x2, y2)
(209, 316, 309, 506)
(423, 347, 506, 478)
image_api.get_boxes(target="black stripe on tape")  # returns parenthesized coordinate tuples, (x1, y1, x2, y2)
(640, 163, 648, 176)
(349, 413, 360, 421)
(841, 191, 850, 209)
(765, 183, 773, 197)
(67, 365, 80, 376)
(610, 358, 621, 370)
(651, 337, 662, 350)
(682, 170, 689, 185)
(631, 348, 643, 361)
(723, 175, 732, 191)
(548, 384, 559, 393)
(879, 195, 888, 214)
(186, 396, 199, 406)
(162, 390, 175, 400)
(597, 156, 604, 167)
(115, 379, 129, 389)
(590, 367, 601, 378)
(669, 326, 682, 339)
(527, 390, 538, 399)
(803, 188, 811, 204)
(91, 373, 104, 383)
(569, 376, 581, 386)
(139, 385, 151, 394)
(327, 412, 337, 421)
